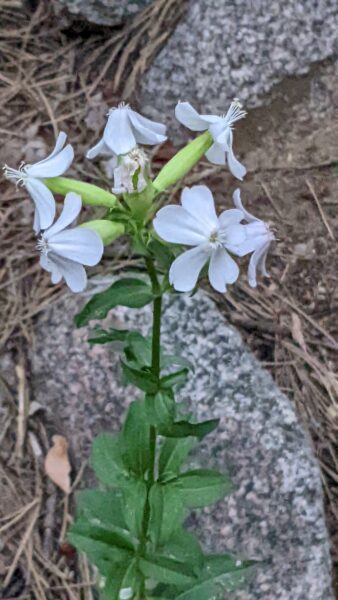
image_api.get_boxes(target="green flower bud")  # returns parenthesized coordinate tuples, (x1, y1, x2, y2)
(153, 131, 213, 193)
(80, 220, 125, 245)
(44, 177, 118, 208)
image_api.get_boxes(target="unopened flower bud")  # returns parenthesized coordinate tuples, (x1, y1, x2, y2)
(80, 220, 125, 245)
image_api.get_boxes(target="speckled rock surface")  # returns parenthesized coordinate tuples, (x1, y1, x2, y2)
(140, 0, 338, 142)
(52, 0, 153, 26)
(28, 284, 333, 599)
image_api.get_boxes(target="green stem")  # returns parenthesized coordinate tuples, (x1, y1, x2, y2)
(139, 258, 162, 569)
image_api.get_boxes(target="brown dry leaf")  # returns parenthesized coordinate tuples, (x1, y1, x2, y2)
(291, 312, 307, 351)
(44, 435, 71, 494)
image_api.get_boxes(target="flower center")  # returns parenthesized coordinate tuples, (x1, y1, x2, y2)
(222, 99, 247, 127)
(208, 229, 222, 248)
(108, 101, 130, 115)
(36, 236, 49, 256)
(3, 162, 28, 186)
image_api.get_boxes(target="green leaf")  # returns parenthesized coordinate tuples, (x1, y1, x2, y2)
(160, 368, 189, 390)
(121, 361, 158, 393)
(160, 353, 193, 372)
(88, 327, 130, 345)
(175, 554, 256, 599)
(103, 558, 143, 600)
(121, 479, 147, 538)
(121, 400, 151, 476)
(76, 489, 126, 530)
(74, 278, 153, 327)
(145, 391, 176, 428)
(90, 434, 130, 487)
(139, 555, 197, 586)
(148, 483, 186, 546)
(148, 239, 176, 271)
(124, 332, 152, 366)
(160, 529, 204, 573)
(171, 469, 232, 508)
(158, 418, 219, 440)
(158, 437, 197, 481)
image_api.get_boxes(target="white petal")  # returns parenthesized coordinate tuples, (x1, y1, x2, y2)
(169, 245, 212, 292)
(205, 143, 226, 165)
(27, 144, 74, 178)
(48, 228, 103, 265)
(33, 132, 67, 165)
(44, 192, 82, 238)
(40, 253, 62, 283)
(49, 254, 87, 292)
(208, 122, 228, 147)
(232, 189, 257, 222)
(25, 178, 56, 232)
(226, 131, 246, 180)
(218, 208, 244, 228)
(208, 246, 239, 292)
(103, 108, 136, 155)
(129, 110, 167, 143)
(248, 243, 271, 287)
(129, 111, 166, 135)
(181, 185, 218, 231)
(175, 102, 207, 131)
(223, 224, 246, 246)
(153, 205, 208, 245)
(86, 138, 116, 160)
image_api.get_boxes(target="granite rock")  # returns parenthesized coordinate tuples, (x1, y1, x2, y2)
(140, 0, 338, 142)
(52, 0, 153, 27)
(28, 283, 333, 599)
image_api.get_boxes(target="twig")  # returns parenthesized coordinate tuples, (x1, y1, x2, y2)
(15, 363, 29, 459)
(306, 179, 335, 241)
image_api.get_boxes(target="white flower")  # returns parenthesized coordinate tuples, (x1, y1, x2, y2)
(86, 102, 167, 158)
(37, 192, 103, 293)
(4, 132, 74, 233)
(232, 189, 274, 287)
(175, 100, 246, 179)
(153, 185, 246, 293)
(112, 148, 149, 195)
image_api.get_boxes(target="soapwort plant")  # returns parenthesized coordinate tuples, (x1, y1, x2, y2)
(5, 100, 274, 599)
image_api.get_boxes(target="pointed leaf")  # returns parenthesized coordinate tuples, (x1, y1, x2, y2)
(76, 489, 126, 530)
(103, 558, 143, 600)
(121, 479, 147, 538)
(90, 433, 130, 486)
(160, 368, 189, 390)
(158, 419, 219, 440)
(88, 327, 130, 345)
(121, 400, 151, 476)
(171, 469, 232, 508)
(148, 483, 186, 546)
(145, 391, 176, 428)
(75, 278, 153, 327)
(161, 529, 204, 573)
(158, 437, 197, 481)
(121, 362, 158, 393)
(139, 555, 197, 586)
(175, 554, 256, 599)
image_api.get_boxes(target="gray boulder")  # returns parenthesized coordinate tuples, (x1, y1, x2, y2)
(29, 285, 333, 599)
(140, 0, 338, 142)
(52, 0, 153, 27)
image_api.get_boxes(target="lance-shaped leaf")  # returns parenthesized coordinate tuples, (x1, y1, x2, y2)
(90, 433, 130, 487)
(103, 558, 143, 600)
(121, 362, 158, 393)
(139, 555, 197, 586)
(170, 469, 232, 508)
(175, 554, 256, 599)
(121, 479, 147, 538)
(121, 400, 151, 477)
(145, 391, 176, 428)
(76, 489, 126, 530)
(75, 278, 153, 327)
(148, 483, 186, 546)
(158, 437, 197, 481)
(158, 418, 219, 440)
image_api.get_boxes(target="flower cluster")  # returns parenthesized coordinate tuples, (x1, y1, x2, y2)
(5, 98, 274, 295)
(4, 134, 103, 292)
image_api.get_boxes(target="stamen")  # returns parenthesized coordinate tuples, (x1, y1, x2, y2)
(36, 236, 49, 256)
(107, 101, 130, 115)
(222, 99, 247, 127)
(3, 163, 27, 187)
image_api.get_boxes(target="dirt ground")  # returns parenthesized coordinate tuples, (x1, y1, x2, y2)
(0, 1, 337, 598)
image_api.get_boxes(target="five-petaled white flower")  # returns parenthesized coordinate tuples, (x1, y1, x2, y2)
(232, 189, 274, 287)
(37, 192, 103, 293)
(175, 100, 246, 180)
(4, 132, 74, 233)
(86, 102, 167, 159)
(153, 185, 247, 293)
